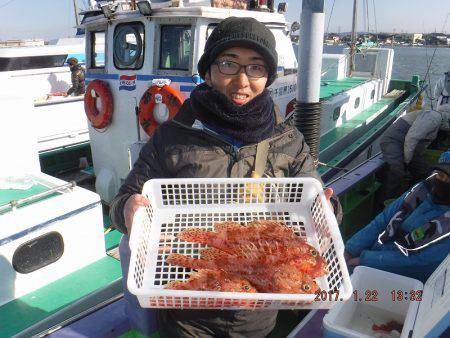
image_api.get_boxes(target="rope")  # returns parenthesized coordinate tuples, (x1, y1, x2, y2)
(326, 0, 336, 34)
(361, 0, 366, 35)
(372, 0, 378, 41)
(422, 12, 449, 110)
(365, 0, 370, 33)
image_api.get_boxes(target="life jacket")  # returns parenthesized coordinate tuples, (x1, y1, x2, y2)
(378, 174, 450, 256)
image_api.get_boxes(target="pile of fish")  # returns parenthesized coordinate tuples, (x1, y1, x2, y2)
(165, 220, 327, 294)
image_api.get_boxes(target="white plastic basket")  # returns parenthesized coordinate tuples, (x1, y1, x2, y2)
(128, 177, 352, 310)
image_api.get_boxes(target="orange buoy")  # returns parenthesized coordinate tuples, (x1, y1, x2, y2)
(84, 80, 113, 129)
(138, 84, 184, 136)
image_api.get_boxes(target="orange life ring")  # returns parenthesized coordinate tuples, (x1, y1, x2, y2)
(84, 80, 113, 129)
(138, 85, 185, 136)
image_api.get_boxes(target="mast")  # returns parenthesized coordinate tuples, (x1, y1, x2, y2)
(349, 0, 358, 75)
(294, 0, 325, 163)
(73, 0, 80, 26)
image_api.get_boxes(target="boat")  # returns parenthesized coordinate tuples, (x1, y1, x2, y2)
(1, 1, 447, 337)
(0, 37, 102, 176)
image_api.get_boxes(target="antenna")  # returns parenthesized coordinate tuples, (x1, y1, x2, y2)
(73, 0, 80, 26)
(349, 0, 358, 76)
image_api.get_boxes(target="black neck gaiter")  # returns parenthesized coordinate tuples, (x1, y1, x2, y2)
(190, 83, 275, 144)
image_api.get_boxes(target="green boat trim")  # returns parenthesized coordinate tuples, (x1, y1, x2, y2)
(0, 256, 123, 338)
(319, 77, 368, 100)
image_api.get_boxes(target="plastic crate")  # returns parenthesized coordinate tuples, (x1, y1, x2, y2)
(324, 254, 450, 338)
(323, 266, 423, 338)
(127, 177, 352, 310)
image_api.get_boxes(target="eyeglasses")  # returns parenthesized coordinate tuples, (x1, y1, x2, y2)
(212, 60, 268, 78)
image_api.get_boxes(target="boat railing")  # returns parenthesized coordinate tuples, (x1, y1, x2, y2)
(34, 96, 84, 107)
(0, 181, 76, 213)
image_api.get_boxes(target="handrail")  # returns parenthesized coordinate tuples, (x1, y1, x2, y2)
(34, 96, 84, 107)
(0, 181, 77, 213)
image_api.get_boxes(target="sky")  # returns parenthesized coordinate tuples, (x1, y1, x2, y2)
(0, 0, 449, 41)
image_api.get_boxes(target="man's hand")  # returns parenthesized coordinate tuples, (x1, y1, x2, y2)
(344, 251, 361, 267)
(63, 92, 69, 97)
(324, 187, 334, 212)
(344, 251, 353, 262)
(124, 194, 150, 234)
(347, 257, 360, 267)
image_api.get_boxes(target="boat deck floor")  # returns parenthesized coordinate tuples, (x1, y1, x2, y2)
(320, 93, 402, 151)
(319, 87, 411, 177)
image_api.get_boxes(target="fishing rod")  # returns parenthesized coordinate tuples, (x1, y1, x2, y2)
(421, 11, 449, 110)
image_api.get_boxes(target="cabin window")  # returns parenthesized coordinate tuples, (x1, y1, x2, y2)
(91, 31, 105, 68)
(354, 97, 361, 109)
(12, 231, 64, 274)
(370, 89, 375, 100)
(333, 106, 341, 120)
(114, 22, 145, 70)
(159, 25, 192, 71)
(0, 55, 68, 72)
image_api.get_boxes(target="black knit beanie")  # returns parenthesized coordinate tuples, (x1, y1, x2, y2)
(198, 17, 278, 87)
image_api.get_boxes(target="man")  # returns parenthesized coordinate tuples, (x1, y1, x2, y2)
(379, 72, 450, 199)
(65, 57, 85, 96)
(345, 149, 450, 283)
(110, 17, 340, 337)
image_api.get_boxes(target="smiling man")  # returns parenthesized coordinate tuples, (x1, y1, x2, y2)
(110, 17, 340, 337)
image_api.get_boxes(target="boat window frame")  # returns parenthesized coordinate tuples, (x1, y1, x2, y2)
(333, 106, 341, 121)
(113, 21, 145, 70)
(89, 29, 106, 70)
(153, 17, 195, 76)
(12, 231, 64, 274)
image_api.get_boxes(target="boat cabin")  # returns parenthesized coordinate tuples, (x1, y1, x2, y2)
(81, 0, 299, 202)
(81, 0, 398, 204)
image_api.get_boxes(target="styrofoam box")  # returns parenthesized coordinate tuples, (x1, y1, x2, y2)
(323, 266, 422, 337)
(127, 177, 352, 310)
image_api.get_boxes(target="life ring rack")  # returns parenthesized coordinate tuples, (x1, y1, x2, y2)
(138, 80, 185, 137)
(84, 79, 114, 130)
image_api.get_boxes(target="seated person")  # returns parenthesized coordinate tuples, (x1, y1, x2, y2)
(345, 149, 450, 283)
(379, 71, 450, 200)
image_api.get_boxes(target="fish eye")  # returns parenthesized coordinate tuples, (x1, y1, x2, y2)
(302, 283, 311, 291)
(243, 284, 251, 291)
(310, 249, 318, 257)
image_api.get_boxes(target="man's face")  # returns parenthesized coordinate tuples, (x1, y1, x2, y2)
(69, 61, 77, 70)
(205, 47, 268, 106)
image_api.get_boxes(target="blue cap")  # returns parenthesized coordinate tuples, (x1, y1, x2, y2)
(433, 149, 450, 176)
